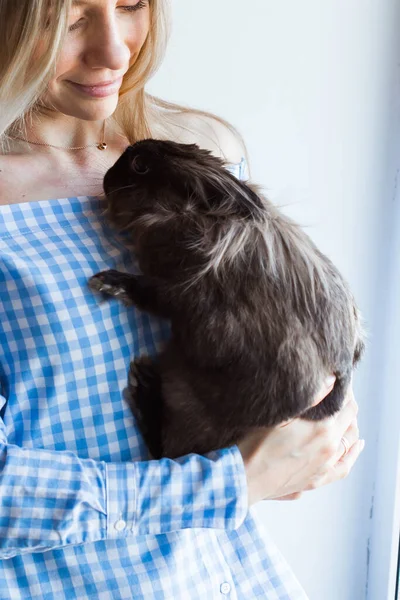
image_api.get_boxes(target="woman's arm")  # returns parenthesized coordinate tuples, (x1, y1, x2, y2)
(0, 392, 248, 559)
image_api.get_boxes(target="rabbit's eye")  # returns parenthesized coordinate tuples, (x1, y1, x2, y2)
(132, 155, 150, 175)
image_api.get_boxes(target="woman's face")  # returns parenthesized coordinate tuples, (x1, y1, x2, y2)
(40, 0, 150, 120)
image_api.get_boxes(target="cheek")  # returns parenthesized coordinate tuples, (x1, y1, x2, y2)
(30, 40, 77, 105)
(31, 32, 78, 81)
(127, 11, 151, 59)
(53, 49, 77, 82)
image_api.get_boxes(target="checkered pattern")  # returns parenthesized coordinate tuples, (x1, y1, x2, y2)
(0, 158, 308, 599)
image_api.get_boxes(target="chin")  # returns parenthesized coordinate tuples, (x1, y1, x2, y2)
(54, 96, 119, 122)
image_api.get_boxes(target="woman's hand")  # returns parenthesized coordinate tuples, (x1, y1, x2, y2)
(237, 378, 364, 506)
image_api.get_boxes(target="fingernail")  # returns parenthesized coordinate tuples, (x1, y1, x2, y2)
(326, 376, 336, 387)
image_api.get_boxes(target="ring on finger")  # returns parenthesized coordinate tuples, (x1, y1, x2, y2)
(340, 437, 350, 458)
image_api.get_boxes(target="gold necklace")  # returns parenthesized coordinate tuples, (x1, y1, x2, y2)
(8, 119, 107, 151)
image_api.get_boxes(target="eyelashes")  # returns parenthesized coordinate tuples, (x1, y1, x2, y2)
(123, 1, 148, 13)
(68, 1, 149, 32)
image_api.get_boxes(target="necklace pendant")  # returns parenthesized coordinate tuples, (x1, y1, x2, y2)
(97, 142, 107, 151)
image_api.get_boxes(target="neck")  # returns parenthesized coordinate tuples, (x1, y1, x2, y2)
(9, 111, 107, 150)
(7, 111, 131, 158)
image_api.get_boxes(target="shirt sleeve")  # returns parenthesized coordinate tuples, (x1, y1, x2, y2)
(225, 157, 250, 182)
(0, 393, 248, 559)
(238, 156, 250, 181)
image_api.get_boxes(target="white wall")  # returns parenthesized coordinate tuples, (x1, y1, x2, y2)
(148, 2, 400, 598)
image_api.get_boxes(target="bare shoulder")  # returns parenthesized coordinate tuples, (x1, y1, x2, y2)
(0, 153, 49, 204)
(164, 111, 247, 166)
(0, 154, 20, 201)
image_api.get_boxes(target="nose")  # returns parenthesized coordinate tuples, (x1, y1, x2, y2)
(84, 14, 131, 71)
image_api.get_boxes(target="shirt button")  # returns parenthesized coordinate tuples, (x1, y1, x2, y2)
(220, 582, 231, 595)
(114, 519, 127, 532)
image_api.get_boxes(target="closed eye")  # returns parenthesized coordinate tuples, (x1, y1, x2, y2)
(69, 1, 148, 32)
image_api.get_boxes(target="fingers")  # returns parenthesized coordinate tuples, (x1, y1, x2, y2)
(343, 381, 354, 405)
(314, 387, 359, 468)
(333, 418, 359, 462)
(305, 438, 365, 491)
(332, 439, 365, 479)
(278, 418, 294, 429)
(273, 492, 304, 501)
(334, 387, 358, 436)
(311, 375, 336, 407)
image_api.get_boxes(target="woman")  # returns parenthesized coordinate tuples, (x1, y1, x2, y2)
(0, 0, 364, 598)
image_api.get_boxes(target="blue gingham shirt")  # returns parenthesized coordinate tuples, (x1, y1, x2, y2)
(0, 158, 308, 599)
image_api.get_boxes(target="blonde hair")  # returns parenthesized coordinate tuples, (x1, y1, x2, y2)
(0, 0, 246, 160)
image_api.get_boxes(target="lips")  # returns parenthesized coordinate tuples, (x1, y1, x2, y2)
(67, 77, 124, 98)
(73, 78, 121, 87)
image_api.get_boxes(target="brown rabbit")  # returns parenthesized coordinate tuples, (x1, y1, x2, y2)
(88, 140, 365, 459)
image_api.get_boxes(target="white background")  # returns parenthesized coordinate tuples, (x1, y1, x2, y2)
(148, 1, 400, 598)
